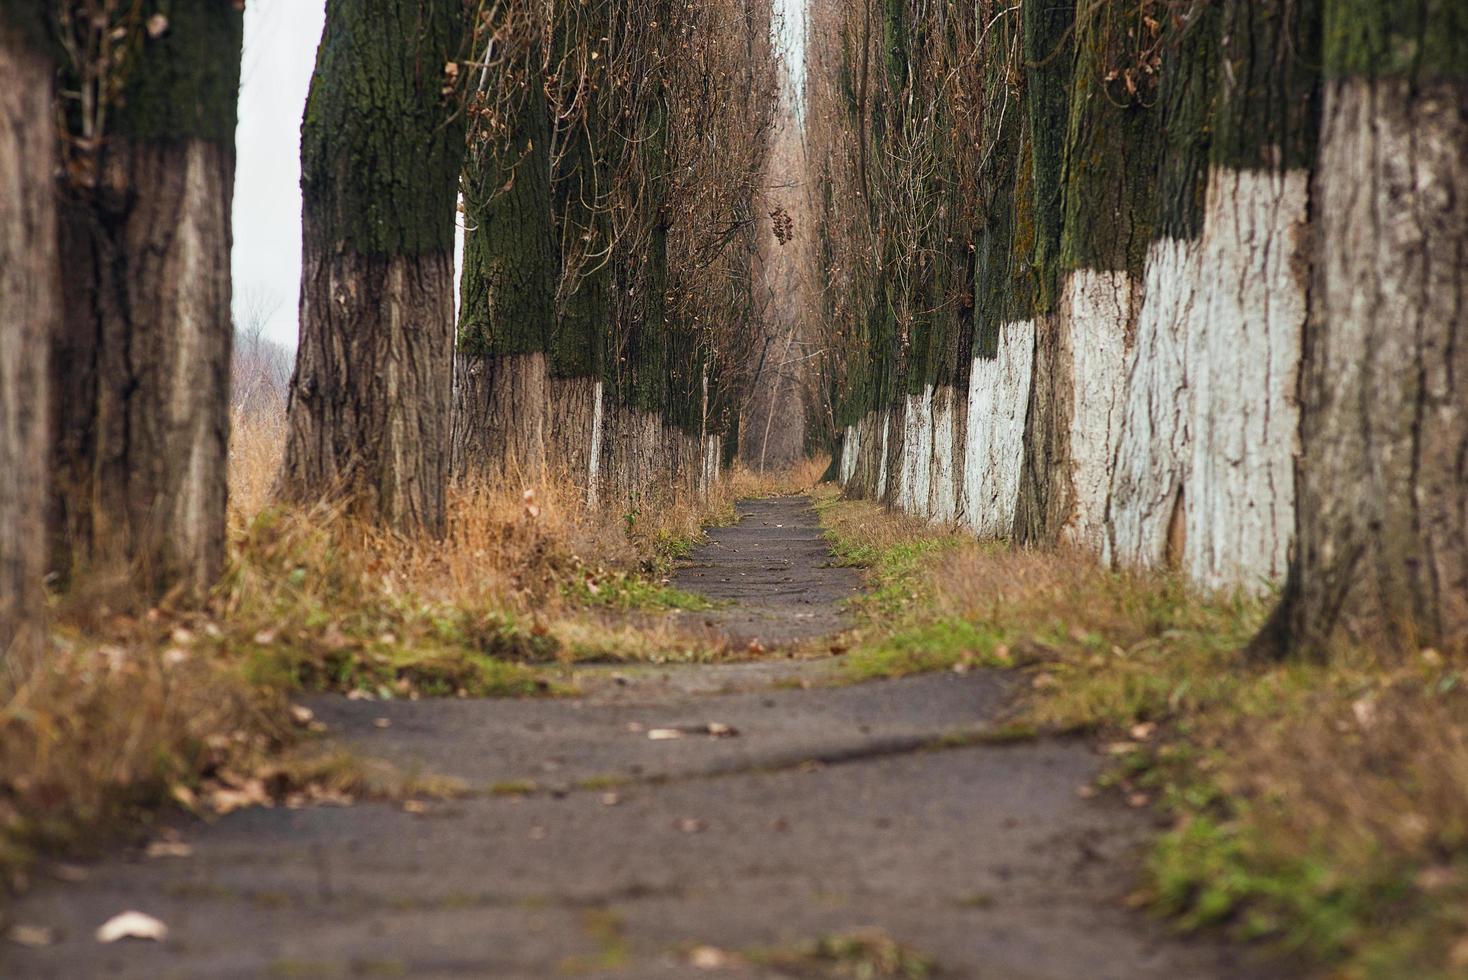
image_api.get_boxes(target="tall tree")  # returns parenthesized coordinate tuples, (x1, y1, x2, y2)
(548, 0, 612, 496)
(49, 0, 242, 599)
(452, 24, 555, 482)
(279, 0, 467, 535)
(1257, 0, 1468, 658)
(0, 4, 57, 662)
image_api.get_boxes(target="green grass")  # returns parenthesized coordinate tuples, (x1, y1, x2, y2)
(561, 569, 713, 612)
(811, 492, 1468, 980)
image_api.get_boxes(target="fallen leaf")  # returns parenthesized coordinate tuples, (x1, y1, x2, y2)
(1129, 722, 1157, 741)
(401, 800, 429, 815)
(1031, 672, 1058, 690)
(288, 705, 315, 726)
(746, 639, 766, 655)
(647, 728, 684, 741)
(373, 717, 392, 729)
(1076, 785, 1099, 799)
(688, 944, 736, 969)
(7, 924, 57, 947)
(145, 841, 193, 859)
(705, 722, 737, 738)
(676, 817, 705, 833)
(1126, 792, 1151, 809)
(96, 911, 167, 943)
(599, 792, 620, 806)
(51, 863, 89, 882)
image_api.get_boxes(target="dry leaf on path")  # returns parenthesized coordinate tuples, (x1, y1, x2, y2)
(144, 841, 193, 859)
(647, 728, 684, 740)
(96, 911, 168, 943)
(6, 923, 57, 947)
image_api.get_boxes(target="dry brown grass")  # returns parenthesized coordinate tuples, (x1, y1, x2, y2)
(817, 491, 1468, 978)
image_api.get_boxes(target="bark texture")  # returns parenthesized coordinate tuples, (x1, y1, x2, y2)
(455, 35, 555, 480)
(452, 351, 548, 485)
(45, 3, 241, 601)
(1, 25, 56, 660)
(548, 376, 602, 499)
(279, 0, 465, 535)
(285, 247, 456, 532)
(52, 143, 235, 598)
(1279, 76, 1468, 655)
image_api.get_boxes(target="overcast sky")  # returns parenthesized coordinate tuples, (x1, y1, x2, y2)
(229, 0, 804, 351)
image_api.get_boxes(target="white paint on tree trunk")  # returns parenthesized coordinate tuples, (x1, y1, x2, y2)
(587, 379, 604, 507)
(1062, 271, 1132, 551)
(1185, 166, 1306, 591)
(1107, 237, 1198, 569)
(875, 411, 890, 501)
(962, 320, 1035, 538)
(898, 386, 933, 516)
(839, 423, 859, 486)
(928, 387, 957, 523)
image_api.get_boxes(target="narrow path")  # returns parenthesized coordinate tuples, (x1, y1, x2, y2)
(3, 497, 1275, 979)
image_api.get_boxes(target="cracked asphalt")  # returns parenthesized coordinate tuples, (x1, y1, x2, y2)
(0, 497, 1281, 979)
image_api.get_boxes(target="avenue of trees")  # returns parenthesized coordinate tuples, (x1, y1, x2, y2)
(0, 0, 778, 663)
(807, 0, 1466, 658)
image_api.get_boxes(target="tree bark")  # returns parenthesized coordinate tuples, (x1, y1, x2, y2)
(454, 33, 555, 482)
(49, 5, 242, 600)
(0, 17, 56, 663)
(1265, 74, 1468, 657)
(279, 0, 466, 536)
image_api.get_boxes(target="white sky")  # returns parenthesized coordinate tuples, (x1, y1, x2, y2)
(231, 0, 325, 349)
(230, 0, 805, 351)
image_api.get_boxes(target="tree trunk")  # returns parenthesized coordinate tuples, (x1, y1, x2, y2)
(279, 0, 466, 536)
(1265, 74, 1468, 657)
(454, 32, 556, 483)
(49, 5, 242, 600)
(0, 16, 56, 663)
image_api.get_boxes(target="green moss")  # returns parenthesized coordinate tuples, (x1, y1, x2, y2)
(975, 10, 1028, 359)
(1324, 0, 1468, 81)
(458, 43, 555, 357)
(1022, 0, 1075, 310)
(108, 1, 243, 144)
(1213, 0, 1322, 173)
(300, 0, 466, 257)
(1059, 2, 1161, 276)
(1153, 4, 1219, 240)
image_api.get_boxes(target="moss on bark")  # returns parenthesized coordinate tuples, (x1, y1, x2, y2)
(1325, 0, 1468, 81)
(458, 43, 555, 358)
(300, 0, 466, 258)
(1022, 0, 1074, 310)
(1153, 4, 1218, 240)
(1059, 3, 1161, 276)
(111, 1, 243, 144)
(1213, 0, 1322, 173)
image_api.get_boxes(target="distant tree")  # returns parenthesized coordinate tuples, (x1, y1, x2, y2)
(49, 1, 243, 600)
(277, 0, 468, 535)
(231, 285, 293, 417)
(452, 16, 555, 481)
(0, 4, 57, 664)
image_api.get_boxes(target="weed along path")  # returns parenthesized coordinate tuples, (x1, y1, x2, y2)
(4, 497, 1276, 979)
